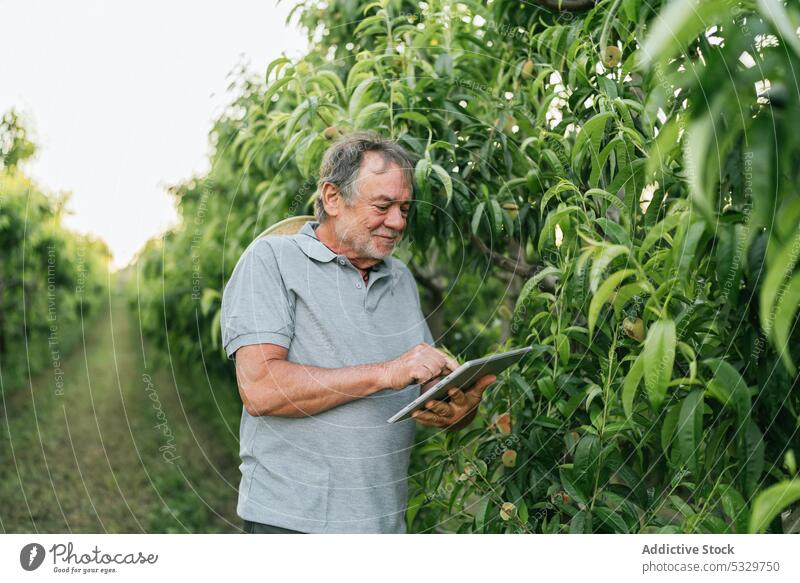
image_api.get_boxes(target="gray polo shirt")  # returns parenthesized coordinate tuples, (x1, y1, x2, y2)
(220, 220, 434, 533)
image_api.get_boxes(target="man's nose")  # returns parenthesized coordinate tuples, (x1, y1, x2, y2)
(384, 206, 406, 232)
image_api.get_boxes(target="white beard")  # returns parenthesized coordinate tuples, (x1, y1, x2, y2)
(333, 218, 399, 260)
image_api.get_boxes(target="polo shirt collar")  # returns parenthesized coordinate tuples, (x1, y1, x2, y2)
(297, 220, 389, 274)
(297, 220, 338, 262)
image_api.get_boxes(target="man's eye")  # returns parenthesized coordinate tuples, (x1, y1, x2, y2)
(376, 205, 390, 212)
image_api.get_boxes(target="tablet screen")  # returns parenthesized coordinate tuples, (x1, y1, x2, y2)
(386, 346, 533, 423)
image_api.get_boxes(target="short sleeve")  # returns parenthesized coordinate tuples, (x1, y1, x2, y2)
(423, 318, 435, 347)
(220, 239, 295, 359)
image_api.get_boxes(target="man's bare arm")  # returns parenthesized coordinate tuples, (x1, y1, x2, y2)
(234, 344, 386, 417)
(234, 342, 458, 418)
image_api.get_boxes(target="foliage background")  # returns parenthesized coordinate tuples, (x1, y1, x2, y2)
(1, 110, 109, 393)
(129, 0, 800, 533)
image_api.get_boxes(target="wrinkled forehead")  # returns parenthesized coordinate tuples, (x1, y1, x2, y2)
(355, 152, 413, 202)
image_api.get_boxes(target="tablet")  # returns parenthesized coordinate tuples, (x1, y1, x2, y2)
(386, 346, 533, 423)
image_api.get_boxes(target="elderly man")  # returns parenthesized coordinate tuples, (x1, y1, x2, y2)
(220, 131, 496, 534)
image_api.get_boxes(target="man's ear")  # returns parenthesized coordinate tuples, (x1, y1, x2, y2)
(320, 182, 342, 218)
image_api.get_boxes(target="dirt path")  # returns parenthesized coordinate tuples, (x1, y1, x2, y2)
(0, 282, 241, 533)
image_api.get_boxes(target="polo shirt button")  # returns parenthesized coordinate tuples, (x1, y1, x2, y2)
(338, 258, 346, 265)
(356, 282, 362, 289)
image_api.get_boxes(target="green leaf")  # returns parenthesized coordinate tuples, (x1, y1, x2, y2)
(585, 189, 628, 217)
(720, 484, 748, 534)
(278, 129, 308, 164)
(471, 201, 485, 235)
(559, 467, 589, 506)
(569, 510, 588, 533)
(588, 268, 637, 337)
(612, 281, 653, 318)
(673, 220, 706, 281)
(405, 492, 426, 531)
(661, 403, 681, 458)
(757, 0, 800, 59)
(749, 480, 800, 533)
(354, 102, 388, 128)
(489, 199, 503, 236)
(595, 218, 631, 247)
(622, 354, 645, 419)
(760, 226, 800, 343)
(430, 164, 453, 206)
(771, 271, 800, 374)
(265, 56, 292, 82)
(594, 506, 629, 533)
(590, 244, 630, 293)
(745, 118, 775, 236)
(200, 288, 220, 317)
(704, 358, 750, 430)
(262, 76, 294, 111)
(514, 267, 562, 313)
(638, 212, 685, 260)
(395, 111, 431, 130)
(574, 434, 600, 490)
(639, 0, 733, 68)
(683, 113, 716, 222)
(348, 76, 379, 121)
(311, 69, 345, 101)
(210, 309, 222, 351)
(676, 389, 704, 475)
(555, 333, 570, 365)
(741, 420, 765, 499)
(646, 118, 681, 177)
(572, 112, 614, 169)
(414, 157, 430, 190)
(473, 495, 490, 532)
(642, 320, 676, 410)
(538, 205, 581, 252)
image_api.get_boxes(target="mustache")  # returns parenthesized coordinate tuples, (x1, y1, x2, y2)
(373, 229, 402, 238)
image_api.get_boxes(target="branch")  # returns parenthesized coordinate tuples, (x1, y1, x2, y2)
(470, 234, 558, 293)
(409, 263, 445, 295)
(533, 0, 596, 10)
(470, 234, 537, 277)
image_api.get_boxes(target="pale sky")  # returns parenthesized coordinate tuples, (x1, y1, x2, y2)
(1, 0, 308, 269)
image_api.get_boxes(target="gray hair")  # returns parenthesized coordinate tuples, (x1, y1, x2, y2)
(314, 131, 417, 222)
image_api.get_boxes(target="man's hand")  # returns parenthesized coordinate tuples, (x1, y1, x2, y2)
(381, 342, 460, 390)
(412, 374, 497, 430)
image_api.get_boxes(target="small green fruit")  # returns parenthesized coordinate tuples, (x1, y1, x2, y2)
(501, 202, 519, 220)
(602, 46, 622, 68)
(623, 317, 645, 342)
(522, 59, 535, 80)
(323, 126, 340, 140)
(495, 413, 512, 435)
(502, 449, 517, 468)
(500, 502, 517, 521)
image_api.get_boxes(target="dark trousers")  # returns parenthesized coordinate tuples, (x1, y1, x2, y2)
(242, 519, 304, 534)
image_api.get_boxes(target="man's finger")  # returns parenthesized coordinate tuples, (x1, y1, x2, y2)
(421, 377, 440, 392)
(470, 375, 497, 393)
(467, 375, 498, 398)
(447, 388, 467, 406)
(436, 350, 459, 373)
(446, 357, 459, 372)
(420, 362, 438, 382)
(425, 400, 452, 417)
(412, 410, 447, 427)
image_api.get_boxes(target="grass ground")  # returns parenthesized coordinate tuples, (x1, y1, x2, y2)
(0, 281, 241, 533)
